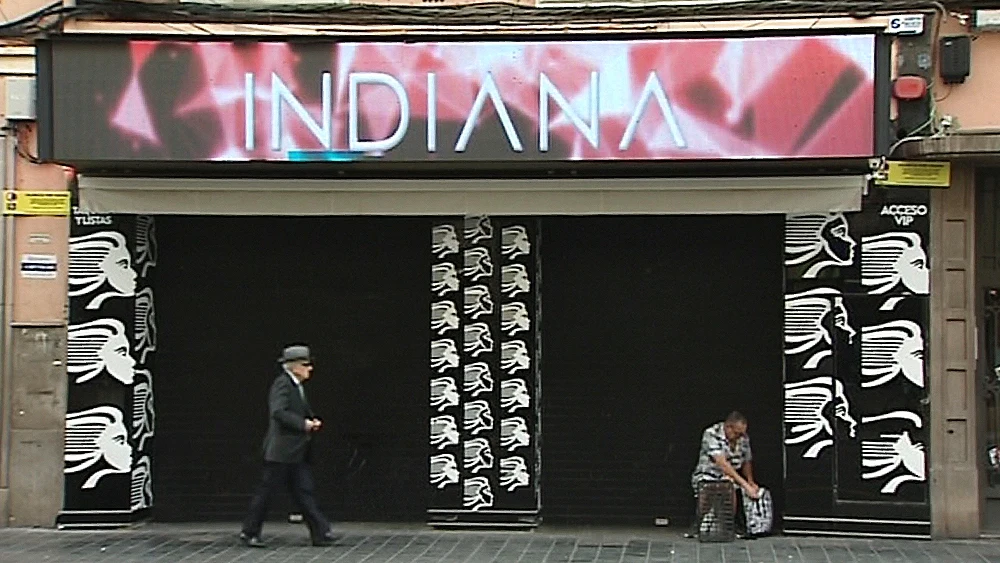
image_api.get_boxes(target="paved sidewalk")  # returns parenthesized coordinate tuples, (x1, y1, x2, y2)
(0, 522, 998, 563)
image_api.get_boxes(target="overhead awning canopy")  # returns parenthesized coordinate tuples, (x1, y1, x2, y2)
(77, 175, 866, 216)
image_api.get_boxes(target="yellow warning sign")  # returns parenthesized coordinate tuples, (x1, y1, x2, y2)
(877, 160, 951, 188)
(2, 191, 71, 216)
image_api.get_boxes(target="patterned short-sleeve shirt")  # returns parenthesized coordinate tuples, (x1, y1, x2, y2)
(691, 422, 752, 489)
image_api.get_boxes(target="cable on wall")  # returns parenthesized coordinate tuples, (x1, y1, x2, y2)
(0, 0, 994, 37)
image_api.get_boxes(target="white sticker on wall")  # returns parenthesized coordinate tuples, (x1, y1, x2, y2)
(501, 302, 530, 336)
(501, 340, 530, 374)
(135, 216, 157, 278)
(431, 377, 460, 412)
(501, 226, 531, 258)
(431, 300, 460, 335)
(432, 263, 460, 297)
(500, 456, 530, 492)
(430, 415, 459, 450)
(430, 454, 459, 489)
(431, 339, 460, 373)
(20, 253, 57, 279)
(134, 288, 157, 364)
(464, 248, 494, 281)
(132, 370, 155, 451)
(130, 455, 152, 510)
(501, 264, 530, 297)
(432, 224, 459, 259)
(464, 285, 494, 319)
(464, 323, 495, 357)
(463, 476, 494, 511)
(500, 417, 531, 452)
(501, 379, 531, 413)
(465, 216, 493, 245)
(464, 437, 495, 474)
(464, 362, 494, 397)
(464, 400, 495, 435)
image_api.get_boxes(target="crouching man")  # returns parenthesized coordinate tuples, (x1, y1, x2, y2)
(685, 411, 759, 538)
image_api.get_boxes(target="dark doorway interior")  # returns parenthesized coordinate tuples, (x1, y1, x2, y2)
(151, 214, 783, 525)
(977, 172, 1000, 534)
(153, 216, 431, 521)
(540, 215, 785, 525)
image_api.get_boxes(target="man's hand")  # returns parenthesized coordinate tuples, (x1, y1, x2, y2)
(305, 418, 323, 432)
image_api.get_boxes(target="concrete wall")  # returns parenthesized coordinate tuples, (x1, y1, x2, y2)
(0, 60, 71, 526)
(936, 18, 1000, 131)
(914, 12, 1000, 539)
(929, 163, 981, 538)
(0, 0, 81, 528)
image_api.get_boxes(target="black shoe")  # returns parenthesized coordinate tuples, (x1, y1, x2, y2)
(239, 532, 267, 548)
(311, 529, 337, 547)
(683, 519, 700, 539)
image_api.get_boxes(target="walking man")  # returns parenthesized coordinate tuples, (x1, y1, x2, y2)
(240, 345, 336, 548)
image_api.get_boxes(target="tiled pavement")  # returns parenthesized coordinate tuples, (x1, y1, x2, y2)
(0, 522, 999, 563)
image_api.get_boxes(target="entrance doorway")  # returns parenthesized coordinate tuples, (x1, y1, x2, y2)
(978, 172, 1000, 534)
(152, 216, 431, 521)
(540, 215, 785, 524)
(145, 214, 784, 525)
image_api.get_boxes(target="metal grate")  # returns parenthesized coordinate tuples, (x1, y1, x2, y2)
(696, 480, 736, 543)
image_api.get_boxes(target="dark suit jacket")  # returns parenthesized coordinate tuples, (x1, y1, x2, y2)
(262, 371, 315, 463)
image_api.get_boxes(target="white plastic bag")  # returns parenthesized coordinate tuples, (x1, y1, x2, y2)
(740, 487, 773, 536)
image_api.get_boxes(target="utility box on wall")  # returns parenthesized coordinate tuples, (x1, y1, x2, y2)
(5, 76, 35, 121)
(939, 36, 972, 84)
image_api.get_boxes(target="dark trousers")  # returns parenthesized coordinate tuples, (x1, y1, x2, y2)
(242, 461, 331, 540)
